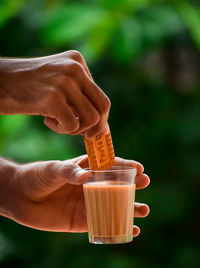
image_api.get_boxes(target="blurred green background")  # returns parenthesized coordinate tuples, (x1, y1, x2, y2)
(0, 0, 200, 267)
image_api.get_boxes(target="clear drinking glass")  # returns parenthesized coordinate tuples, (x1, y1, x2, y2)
(83, 166, 137, 244)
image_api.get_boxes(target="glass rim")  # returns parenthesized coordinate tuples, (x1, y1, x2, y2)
(84, 166, 137, 173)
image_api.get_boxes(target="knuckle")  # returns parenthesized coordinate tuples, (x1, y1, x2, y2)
(63, 163, 76, 173)
(44, 160, 61, 177)
(61, 163, 79, 179)
(104, 96, 111, 110)
(100, 95, 111, 115)
(46, 160, 59, 170)
(70, 61, 83, 73)
(68, 50, 84, 63)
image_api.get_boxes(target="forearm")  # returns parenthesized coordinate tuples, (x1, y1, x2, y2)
(0, 157, 18, 218)
(0, 57, 43, 115)
(0, 59, 22, 114)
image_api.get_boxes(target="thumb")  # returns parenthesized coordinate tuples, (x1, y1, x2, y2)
(58, 162, 90, 185)
(17, 161, 90, 201)
(41, 161, 90, 190)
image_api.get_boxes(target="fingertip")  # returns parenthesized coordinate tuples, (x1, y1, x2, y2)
(141, 204, 150, 217)
(135, 174, 150, 190)
(145, 175, 151, 187)
(136, 163, 144, 175)
(73, 169, 90, 184)
(134, 202, 150, 217)
(133, 226, 140, 237)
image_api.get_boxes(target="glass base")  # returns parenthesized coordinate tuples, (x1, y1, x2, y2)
(88, 234, 132, 244)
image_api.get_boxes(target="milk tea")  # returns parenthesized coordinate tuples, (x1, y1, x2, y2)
(83, 181, 135, 243)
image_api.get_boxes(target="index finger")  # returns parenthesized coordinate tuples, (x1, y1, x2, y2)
(114, 157, 144, 175)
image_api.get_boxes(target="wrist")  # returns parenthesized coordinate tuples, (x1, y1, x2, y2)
(0, 61, 18, 114)
(0, 58, 41, 115)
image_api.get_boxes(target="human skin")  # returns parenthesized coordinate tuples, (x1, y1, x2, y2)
(0, 155, 150, 236)
(0, 51, 110, 138)
(0, 51, 150, 236)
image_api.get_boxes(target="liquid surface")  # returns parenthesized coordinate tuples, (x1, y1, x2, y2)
(83, 181, 135, 237)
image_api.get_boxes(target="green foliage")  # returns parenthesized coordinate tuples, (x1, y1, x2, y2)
(0, 115, 30, 138)
(177, 2, 200, 49)
(0, 0, 200, 267)
(40, 4, 105, 45)
(0, 0, 27, 28)
(0, 115, 80, 161)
